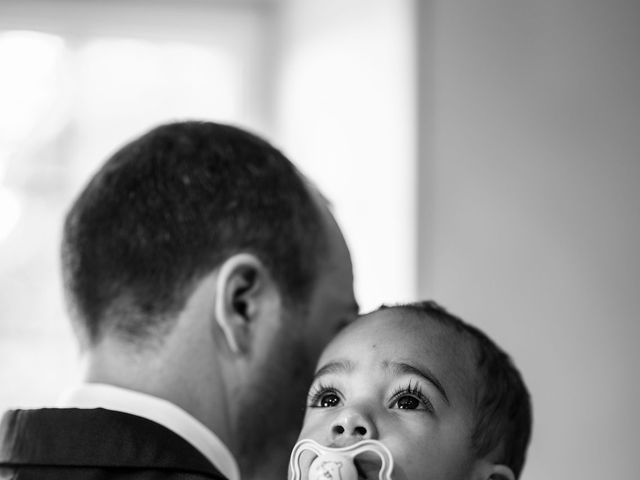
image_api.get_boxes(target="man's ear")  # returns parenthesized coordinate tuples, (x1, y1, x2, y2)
(483, 464, 515, 480)
(214, 253, 278, 355)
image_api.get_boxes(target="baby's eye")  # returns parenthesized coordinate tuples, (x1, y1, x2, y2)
(308, 384, 343, 408)
(317, 392, 341, 408)
(394, 395, 421, 410)
(389, 383, 434, 412)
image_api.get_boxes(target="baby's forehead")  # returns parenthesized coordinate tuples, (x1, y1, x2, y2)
(327, 308, 480, 378)
(346, 308, 469, 343)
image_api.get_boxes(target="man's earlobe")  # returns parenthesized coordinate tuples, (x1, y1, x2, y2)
(214, 253, 271, 354)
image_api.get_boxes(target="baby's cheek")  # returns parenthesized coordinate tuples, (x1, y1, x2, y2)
(382, 435, 432, 480)
(297, 411, 327, 442)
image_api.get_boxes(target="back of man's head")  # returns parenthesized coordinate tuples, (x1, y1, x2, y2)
(61, 121, 328, 347)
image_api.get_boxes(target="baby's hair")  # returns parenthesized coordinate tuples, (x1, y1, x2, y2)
(379, 300, 532, 479)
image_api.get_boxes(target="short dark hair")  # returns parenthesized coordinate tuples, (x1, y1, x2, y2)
(379, 301, 532, 479)
(62, 121, 328, 345)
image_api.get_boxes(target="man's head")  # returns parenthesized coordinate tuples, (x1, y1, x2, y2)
(297, 301, 531, 480)
(62, 121, 358, 476)
(63, 121, 341, 345)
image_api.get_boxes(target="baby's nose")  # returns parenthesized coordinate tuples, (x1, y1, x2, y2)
(330, 409, 377, 445)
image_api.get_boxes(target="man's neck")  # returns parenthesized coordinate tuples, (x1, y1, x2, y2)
(82, 335, 234, 451)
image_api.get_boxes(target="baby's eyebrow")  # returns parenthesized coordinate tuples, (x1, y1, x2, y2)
(389, 361, 450, 405)
(313, 360, 355, 379)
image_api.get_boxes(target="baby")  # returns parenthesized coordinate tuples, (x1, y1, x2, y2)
(290, 301, 532, 480)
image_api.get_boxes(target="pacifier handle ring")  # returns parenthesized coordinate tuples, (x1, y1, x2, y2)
(290, 439, 326, 480)
(289, 438, 394, 480)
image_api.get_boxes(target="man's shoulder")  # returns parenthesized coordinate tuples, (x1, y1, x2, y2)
(0, 465, 220, 480)
(0, 408, 228, 480)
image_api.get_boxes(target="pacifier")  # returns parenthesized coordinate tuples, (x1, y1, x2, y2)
(289, 438, 394, 480)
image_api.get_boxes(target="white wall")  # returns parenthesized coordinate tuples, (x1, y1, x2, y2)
(275, 0, 417, 312)
(418, 2, 640, 479)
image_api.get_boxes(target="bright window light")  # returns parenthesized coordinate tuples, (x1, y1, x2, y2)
(0, 30, 67, 160)
(0, 4, 261, 412)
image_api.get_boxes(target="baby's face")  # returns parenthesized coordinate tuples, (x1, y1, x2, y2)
(297, 309, 482, 480)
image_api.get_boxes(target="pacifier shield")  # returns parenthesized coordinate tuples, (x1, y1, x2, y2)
(289, 438, 394, 480)
(309, 451, 358, 480)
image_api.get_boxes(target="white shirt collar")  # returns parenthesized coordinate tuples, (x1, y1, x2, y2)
(57, 383, 240, 480)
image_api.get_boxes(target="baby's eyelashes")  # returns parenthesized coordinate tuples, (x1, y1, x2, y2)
(308, 383, 343, 408)
(389, 381, 435, 413)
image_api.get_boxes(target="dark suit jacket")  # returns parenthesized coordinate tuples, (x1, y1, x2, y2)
(0, 408, 229, 479)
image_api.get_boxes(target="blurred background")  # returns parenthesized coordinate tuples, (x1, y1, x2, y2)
(0, 0, 638, 478)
